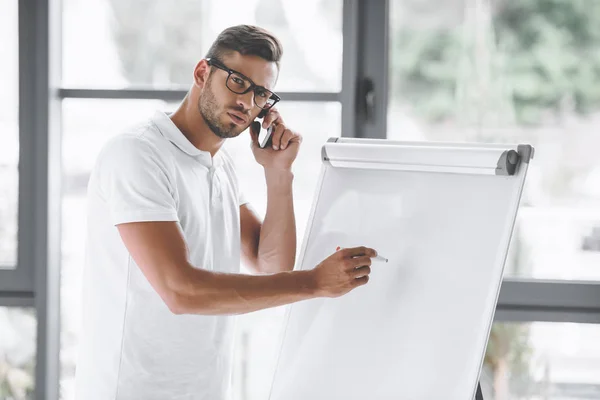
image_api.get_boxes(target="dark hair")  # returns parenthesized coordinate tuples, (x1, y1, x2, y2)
(205, 25, 283, 69)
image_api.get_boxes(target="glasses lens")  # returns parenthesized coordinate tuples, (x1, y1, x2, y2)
(226, 72, 251, 94)
(253, 88, 273, 108)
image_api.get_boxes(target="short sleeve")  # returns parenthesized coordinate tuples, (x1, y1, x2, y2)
(96, 135, 179, 225)
(238, 188, 248, 207)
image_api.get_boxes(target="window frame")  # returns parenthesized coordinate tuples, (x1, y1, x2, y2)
(0, 0, 63, 399)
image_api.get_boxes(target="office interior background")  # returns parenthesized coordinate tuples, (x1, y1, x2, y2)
(2, 0, 600, 399)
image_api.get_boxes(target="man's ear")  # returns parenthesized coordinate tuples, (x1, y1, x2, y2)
(193, 60, 210, 89)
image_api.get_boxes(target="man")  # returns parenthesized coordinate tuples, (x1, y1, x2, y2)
(75, 25, 378, 400)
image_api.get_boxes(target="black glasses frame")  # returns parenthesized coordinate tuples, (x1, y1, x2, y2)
(206, 58, 281, 111)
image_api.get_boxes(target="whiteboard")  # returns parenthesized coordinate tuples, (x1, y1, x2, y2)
(269, 138, 533, 400)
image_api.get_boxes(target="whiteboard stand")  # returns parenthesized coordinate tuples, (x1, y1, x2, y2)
(476, 383, 484, 400)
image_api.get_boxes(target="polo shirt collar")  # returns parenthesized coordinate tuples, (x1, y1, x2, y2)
(152, 111, 222, 168)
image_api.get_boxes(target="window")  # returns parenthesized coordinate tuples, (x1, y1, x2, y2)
(0, 0, 19, 269)
(483, 322, 600, 400)
(0, 307, 36, 399)
(62, 0, 343, 92)
(388, 0, 600, 280)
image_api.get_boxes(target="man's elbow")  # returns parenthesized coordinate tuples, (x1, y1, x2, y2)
(160, 268, 221, 315)
(163, 288, 189, 315)
(161, 272, 198, 315)
(163, 288, 240, 317)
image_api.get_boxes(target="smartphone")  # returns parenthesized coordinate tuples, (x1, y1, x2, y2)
(257, 109, 274, 148)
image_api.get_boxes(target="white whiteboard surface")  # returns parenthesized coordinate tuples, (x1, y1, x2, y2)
(269, 139, 532, 400)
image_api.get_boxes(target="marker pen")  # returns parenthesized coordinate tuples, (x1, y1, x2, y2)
(335, 246, 388, 263)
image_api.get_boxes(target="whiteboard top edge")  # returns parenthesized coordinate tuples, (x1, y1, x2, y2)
(327, 138, 534, 163)
(331, 137, 532, 150)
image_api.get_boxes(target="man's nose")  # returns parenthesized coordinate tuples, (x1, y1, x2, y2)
(236, 90, 254, 111)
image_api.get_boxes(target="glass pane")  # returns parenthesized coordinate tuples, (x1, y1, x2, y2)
(62, 0, 342, 92)
(0, 307, 37, 399)
(482, 322, 600, 399)
(388, 0, 600, 280)
(0, 0, 19, 268)
(60, 99, 340, 399)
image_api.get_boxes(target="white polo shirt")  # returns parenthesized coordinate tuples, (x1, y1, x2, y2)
(76, 111, 247, 400)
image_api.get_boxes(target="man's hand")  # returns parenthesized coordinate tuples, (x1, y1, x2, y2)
(249, 107, 302, 170)
(311, 246, 377, 298)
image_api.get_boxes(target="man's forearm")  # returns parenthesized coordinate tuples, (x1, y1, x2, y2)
(257, 168, 296, 273)
(169, 266, 317, 315)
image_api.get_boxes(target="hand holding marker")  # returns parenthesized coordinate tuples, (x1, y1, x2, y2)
(336, 246, 388, 263)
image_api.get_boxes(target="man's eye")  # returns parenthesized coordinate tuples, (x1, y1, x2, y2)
(256, 90, 268, 98)
(232, 77, 245, 86)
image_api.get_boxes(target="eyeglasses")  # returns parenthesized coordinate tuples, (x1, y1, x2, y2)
(206, 58, 280, 111)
